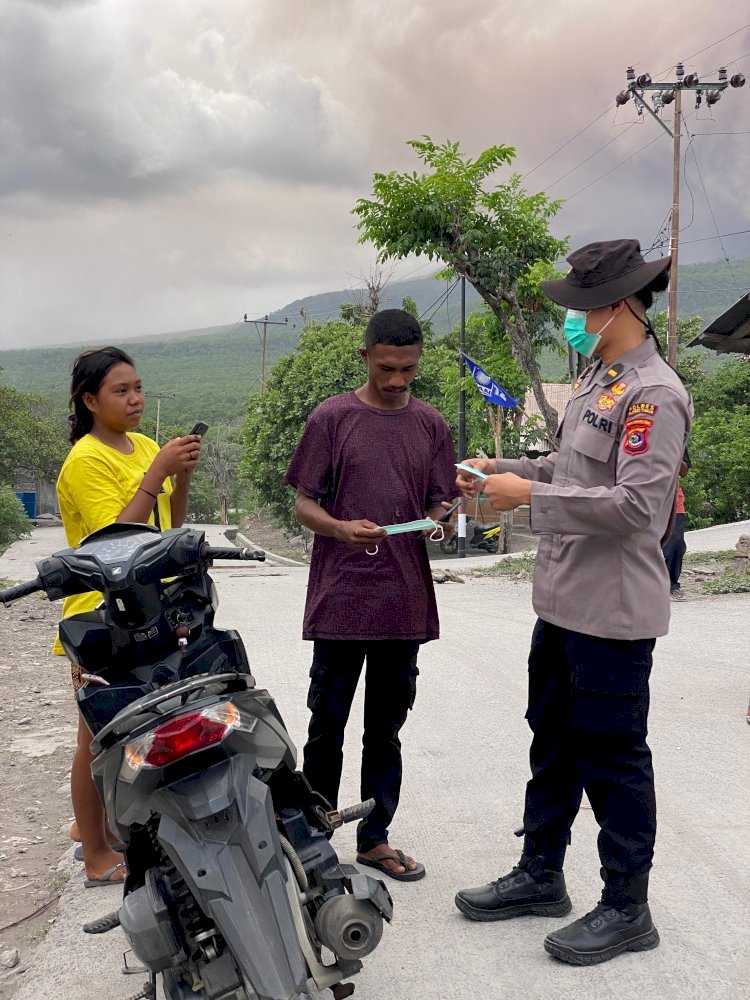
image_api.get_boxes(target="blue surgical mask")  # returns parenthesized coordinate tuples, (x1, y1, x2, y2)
(381, 518, 441, 536)
(455, 462, 488, 480)
(563, 310, 600, 358)
(366, 518, 444, 556)
(564, 309, 617, 358)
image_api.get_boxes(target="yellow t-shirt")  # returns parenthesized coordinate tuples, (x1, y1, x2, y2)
(52, 432, 173, 654)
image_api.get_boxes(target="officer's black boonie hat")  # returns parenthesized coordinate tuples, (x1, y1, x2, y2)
(540, 239, 671, 310)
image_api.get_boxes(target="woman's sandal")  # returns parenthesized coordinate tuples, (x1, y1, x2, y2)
(84, 862, 127, 888)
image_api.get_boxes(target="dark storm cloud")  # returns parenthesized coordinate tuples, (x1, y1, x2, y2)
(1, 0, 748, 348)
(0, 0, 366, 204)
(258, 0, 750, 263)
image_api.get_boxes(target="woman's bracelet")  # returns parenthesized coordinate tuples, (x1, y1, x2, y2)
(138, 486, 158, 500)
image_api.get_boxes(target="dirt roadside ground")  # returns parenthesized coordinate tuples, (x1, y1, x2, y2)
(0, 594, 78, 1000)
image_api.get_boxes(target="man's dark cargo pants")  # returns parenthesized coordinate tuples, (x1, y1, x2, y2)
(521, 619, 657, 898)
(302, 639, 419, 853)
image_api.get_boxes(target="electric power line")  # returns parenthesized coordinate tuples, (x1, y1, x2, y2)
(679, 130, 697, 235)
(420, 279, 460, 323)
(543, 121, 640, 191)
(643, 207, 674, 257)
(563, 131, 664, 201)
(521, 103, 616, 180)
(679, 229, 750, 245)
(684, 24, 750, 65)
(521, 24, 750, 191)
(681, 120, 744, 289)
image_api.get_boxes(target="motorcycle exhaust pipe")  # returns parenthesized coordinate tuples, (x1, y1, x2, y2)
(314, 895, 383, 961)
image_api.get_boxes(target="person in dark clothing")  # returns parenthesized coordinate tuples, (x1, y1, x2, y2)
(285, 309, 457, 881)
(662, 449, 691, 600)
(453, 240, 692, 965)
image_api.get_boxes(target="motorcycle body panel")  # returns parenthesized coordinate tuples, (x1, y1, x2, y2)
(153, 758, 310, 999)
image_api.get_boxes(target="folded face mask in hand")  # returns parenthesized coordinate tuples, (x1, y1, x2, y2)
(381, 518, 440, 535)
(366, 518, 444, 555)
(455, 462, 489, 480)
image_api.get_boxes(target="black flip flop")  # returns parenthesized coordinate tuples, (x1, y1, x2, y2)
(356, 848, 426, 882)
(84, 862, 127, 888)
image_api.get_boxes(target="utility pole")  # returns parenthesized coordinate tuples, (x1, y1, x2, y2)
(616, 63, 745, 365)
(457, 276, 467, 559)
(144, 392, 175, 443)
(668, 86, 682, 367)
(243, 313, 289, 395)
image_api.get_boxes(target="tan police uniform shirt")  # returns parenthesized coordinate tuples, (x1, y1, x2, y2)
(497, 338, 692, 640)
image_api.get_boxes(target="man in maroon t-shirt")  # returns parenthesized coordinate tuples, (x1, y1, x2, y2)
(285, 309, 457, 881)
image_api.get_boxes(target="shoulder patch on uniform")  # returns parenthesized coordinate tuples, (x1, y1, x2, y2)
(601, 364, 624, 385)
(597, 393, 617, 412)
(627, 401, 659, 418)
(623, 417, 653, 455)
(611, 381, 628, 395)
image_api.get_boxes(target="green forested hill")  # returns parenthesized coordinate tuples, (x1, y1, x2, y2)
(0, 323, 300, 428)
(2, 259, 747, 428)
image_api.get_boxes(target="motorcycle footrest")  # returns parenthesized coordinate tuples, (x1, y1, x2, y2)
(83, 909, 121, 934)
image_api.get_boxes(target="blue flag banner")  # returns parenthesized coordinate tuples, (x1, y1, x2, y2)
(463, 354, 518, 408)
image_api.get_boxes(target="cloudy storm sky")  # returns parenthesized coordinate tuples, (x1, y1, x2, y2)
(2, 0, 749, 349)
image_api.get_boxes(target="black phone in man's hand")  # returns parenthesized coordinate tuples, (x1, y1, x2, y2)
(438, 498, 464, 523)
(188, 422, 209, 437)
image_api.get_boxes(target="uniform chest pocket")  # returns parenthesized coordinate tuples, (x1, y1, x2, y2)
(570, 426, 616, 463)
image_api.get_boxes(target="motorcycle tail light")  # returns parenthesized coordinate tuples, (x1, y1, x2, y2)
(120, 703, 242, 779)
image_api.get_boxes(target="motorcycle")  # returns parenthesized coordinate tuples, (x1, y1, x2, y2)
(0, 522, 392, 1000)
(439, 516, 501, 556)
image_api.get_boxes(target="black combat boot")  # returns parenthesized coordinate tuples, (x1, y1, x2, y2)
(455, 855, 572, 922)
(544, 870, 659, 965)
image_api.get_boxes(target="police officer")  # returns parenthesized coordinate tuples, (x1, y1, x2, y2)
(454, 240, 692, 965)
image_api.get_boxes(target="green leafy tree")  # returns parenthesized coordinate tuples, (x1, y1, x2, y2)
(649, 311, 707, 391)
(197, 427, 245, 524)
(691, 357, 750, 417)
(353, 137, 568, 441)
(241, 313, 453, 530)
(657, 312, 750, 526)
(241, 320, 366, 529)
(0, 381, 68, 486)
(0, 484, 32, 547)
(137, 419, 247, 525)
(185, 474, 221, 524)
(440, 307, 537, 457)
(684, 407, 750, 527)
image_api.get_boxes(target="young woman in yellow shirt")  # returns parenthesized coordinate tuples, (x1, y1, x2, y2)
(55, 347, 201, 886)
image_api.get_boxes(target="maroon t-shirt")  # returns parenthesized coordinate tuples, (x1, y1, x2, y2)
(285, 392, 458, 642)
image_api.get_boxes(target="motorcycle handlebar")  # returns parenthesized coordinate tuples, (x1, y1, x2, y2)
(202, 546, 266, 562)
(0, 578, 43, 606)
(0, 542, 265, 606)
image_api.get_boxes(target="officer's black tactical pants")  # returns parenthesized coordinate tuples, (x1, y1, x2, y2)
(521, 619, 656, 887)
(302, 639, 420, 854)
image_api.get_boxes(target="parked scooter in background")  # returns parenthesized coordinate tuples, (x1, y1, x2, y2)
(439, 515, 500, 555)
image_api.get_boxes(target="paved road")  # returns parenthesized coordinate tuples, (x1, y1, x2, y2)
(1, 527, 748, 1000)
